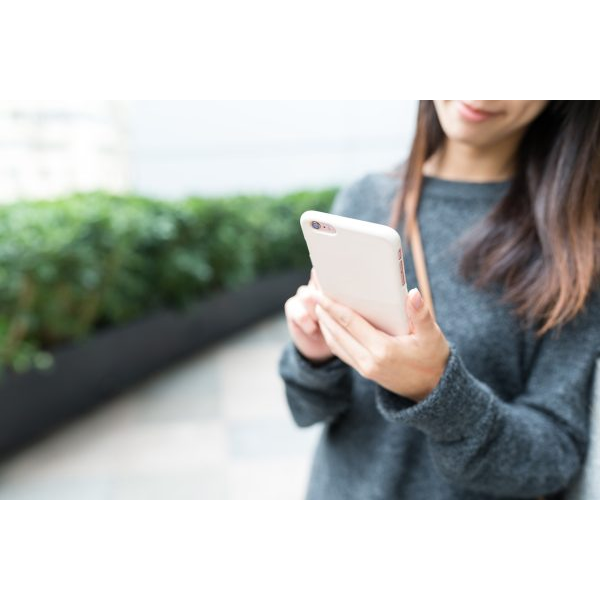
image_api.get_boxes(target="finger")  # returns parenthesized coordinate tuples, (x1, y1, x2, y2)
(316, 304, 371, 368)
(319, 319, 359, 370)
(297, 285, 319, 320)
(316, 292, 388, 350)
(288, 316, 323, 342)
(285, 296, 317, 335)
(406, 288, 438, 339)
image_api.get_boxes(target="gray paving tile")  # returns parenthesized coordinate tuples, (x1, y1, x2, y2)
(107, 468, 229, 500)
(226, 458, 311, 500)
(126, 357, 221, 421)
(0, 315, 315, 499)
(0, 475, 112, 500)
(227, 313, 291, 347)
(217, 345, 290, 420)
(227, 418, 321, 460)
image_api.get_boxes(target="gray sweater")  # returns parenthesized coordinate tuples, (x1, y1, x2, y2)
(278, 173, 600, 499)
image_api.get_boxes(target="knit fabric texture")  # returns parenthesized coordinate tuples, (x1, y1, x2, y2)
(278, 172, 600, 499)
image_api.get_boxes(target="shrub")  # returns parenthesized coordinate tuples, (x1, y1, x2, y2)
(0, 188, 336, 374)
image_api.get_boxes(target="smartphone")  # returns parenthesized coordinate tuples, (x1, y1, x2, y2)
(300, 210, 409, 336)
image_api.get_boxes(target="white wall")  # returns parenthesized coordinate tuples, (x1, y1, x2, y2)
(129, 101, 418, 198)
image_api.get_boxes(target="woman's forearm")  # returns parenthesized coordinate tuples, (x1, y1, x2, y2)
(375, 346, 589, 497)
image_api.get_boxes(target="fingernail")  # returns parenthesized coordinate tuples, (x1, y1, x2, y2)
(411, 288, 423, 310)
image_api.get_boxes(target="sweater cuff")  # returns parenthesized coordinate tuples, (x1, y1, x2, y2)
(279, 342, 349, 390)
(375, 344, 496, 443)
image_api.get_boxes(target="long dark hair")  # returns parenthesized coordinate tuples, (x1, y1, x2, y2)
(391, 100, 600, 335)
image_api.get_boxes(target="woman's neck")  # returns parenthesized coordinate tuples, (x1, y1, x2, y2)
(423, 134, 522, 183)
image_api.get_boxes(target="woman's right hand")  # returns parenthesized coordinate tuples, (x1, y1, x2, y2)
(284, 269, 335, 364)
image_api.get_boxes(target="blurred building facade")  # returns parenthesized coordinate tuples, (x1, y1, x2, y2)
(0, 101, 130, 203)
(0, 101, 417, 202)
(129, 101, 418, 198)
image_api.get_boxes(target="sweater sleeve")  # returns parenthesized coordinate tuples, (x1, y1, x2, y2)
(375, 291, 600, 498)
(278, 342, 353, 427)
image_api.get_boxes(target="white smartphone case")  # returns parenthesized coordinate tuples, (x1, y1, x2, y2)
(300, 210, 409, 336)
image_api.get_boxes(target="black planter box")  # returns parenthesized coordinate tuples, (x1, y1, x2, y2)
(0, 269, 307, 457)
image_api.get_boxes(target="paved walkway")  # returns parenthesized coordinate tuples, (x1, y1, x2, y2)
(0, 316, 320, 499)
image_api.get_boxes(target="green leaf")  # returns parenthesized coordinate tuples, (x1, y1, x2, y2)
(0, 187, 337, 376)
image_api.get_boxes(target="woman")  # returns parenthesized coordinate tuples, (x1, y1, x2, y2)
(278, 100, 600, 499)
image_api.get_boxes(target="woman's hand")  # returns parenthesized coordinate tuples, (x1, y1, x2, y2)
(315, 289, 450, 402)
(284, 269, 335, 364)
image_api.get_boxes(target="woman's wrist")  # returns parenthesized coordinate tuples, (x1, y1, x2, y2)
(294, 346, 338, 368)
(410, 338, 450, 401)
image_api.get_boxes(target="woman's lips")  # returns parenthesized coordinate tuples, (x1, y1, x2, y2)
(456, 101, 500, 123)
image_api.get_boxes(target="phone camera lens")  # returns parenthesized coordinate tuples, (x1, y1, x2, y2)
(311, 221, 321, 230)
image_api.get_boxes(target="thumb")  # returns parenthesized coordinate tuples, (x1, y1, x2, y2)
(406, 288, 436, 337)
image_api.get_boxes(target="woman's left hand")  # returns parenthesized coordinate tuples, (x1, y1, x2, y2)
(315, 289, 450, 402)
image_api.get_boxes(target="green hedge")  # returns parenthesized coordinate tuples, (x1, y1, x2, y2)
(0, 188, 336, 374)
